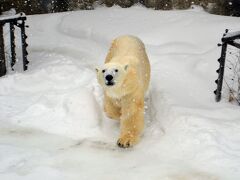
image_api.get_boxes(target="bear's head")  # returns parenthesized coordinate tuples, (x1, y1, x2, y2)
(96, 62, 129, 90)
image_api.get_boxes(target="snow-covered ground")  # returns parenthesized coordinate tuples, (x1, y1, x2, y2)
(1, 5, 240, 180)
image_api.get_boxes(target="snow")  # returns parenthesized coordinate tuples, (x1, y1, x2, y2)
(0, 12, 25, 21)
(1, 5, 240, 180)
(2, 9, 16, 16)
(224, 31, 240, 39)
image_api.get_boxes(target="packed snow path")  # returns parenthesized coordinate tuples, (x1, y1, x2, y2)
(0, 6, 240, 180)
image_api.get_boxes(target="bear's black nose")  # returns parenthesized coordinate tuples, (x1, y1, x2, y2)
(105, 74, 113, 81)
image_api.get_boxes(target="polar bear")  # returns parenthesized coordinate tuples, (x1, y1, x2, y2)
(96, 35, 150, 148)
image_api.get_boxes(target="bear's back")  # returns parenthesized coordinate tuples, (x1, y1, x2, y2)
(111, 35, 145, 58)
(105, 35, 150, 93)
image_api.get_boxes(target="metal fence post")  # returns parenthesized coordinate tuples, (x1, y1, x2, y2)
(215, 42, 227, 102)
(0, 21, 6, 77)
(19, 18, 29, 71)
(9, 22, 16, 70)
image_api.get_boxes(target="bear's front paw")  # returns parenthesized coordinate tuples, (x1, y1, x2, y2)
(105, 112, 120, 120)
(117, 134, 139, 148)
(104, 107, 121, 120)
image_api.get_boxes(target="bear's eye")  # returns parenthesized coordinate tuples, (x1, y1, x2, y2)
(102, 69, 105, 73)
(115, 69, 118, 72)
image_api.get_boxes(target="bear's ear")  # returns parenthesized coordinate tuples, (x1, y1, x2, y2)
(124, 64, 129, 71)
(95, 67, 99, 73)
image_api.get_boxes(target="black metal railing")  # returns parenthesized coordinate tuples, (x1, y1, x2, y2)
(214, 29, 240, 103)
(0, 12, 29, 77)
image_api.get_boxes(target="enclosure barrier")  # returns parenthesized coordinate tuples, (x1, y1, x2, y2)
(214, 29, 240, 104)
(0, 12, 29, 77)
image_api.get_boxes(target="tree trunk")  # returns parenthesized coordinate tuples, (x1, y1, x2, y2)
(0, 10, 7, 77)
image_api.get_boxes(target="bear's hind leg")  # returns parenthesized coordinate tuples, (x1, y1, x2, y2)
(104, 95, 121, 120)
